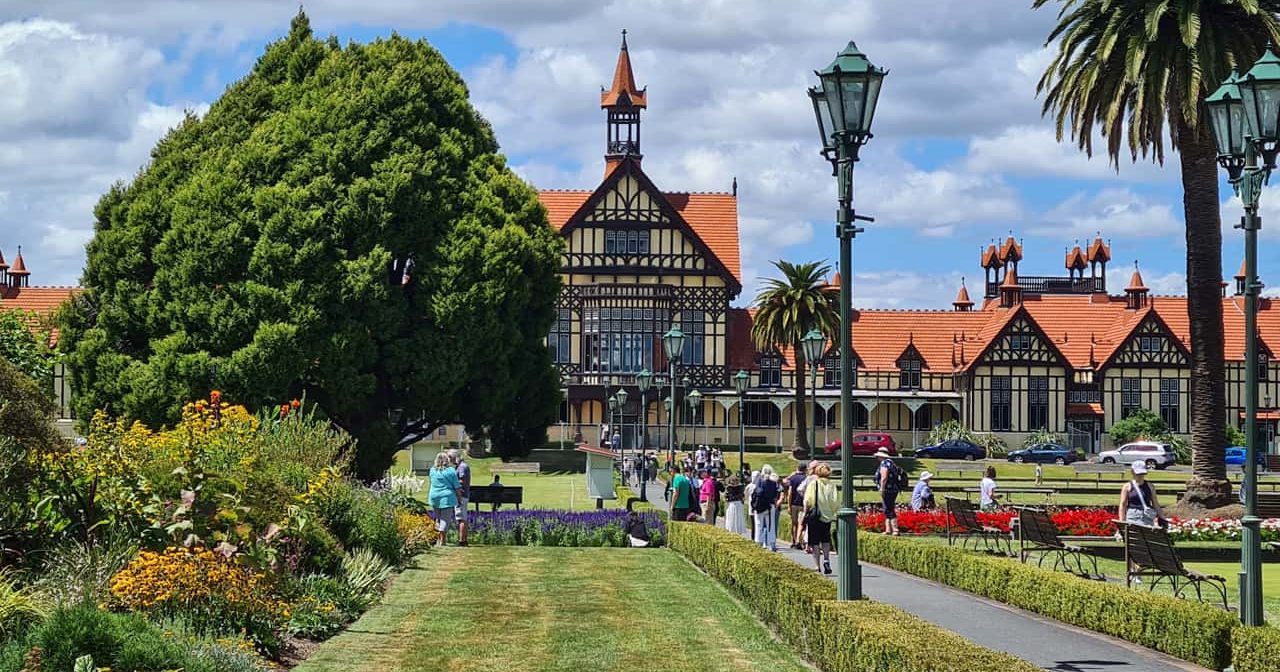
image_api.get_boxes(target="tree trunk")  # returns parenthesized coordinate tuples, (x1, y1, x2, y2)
(1178, 115, 1233, 509)
(794, 343, 809, 452)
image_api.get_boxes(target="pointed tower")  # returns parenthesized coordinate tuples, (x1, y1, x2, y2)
(601, 30, 647, 174)
(1087, 233, 1111, 292)
(1065, 244, 1087, 281)
(0, 247, 7, 288)
(953, 278, 974, 311)
(1236, 258, 1247, 296)
(999, 267, 1022, 308)
(8, 246, 29, 288)
(1125, 261, 1148, 310)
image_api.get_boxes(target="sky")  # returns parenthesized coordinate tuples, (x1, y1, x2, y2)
(0, 0, 1273, 308)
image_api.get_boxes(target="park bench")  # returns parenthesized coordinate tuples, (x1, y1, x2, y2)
(490, 462, 540, 474)
(1117, 521, 1228, 608)
(1258, 491, 1280, 519)
(468, 485, 524, 511)
(945, 497, 1010, 555)
(962, 486, 1055, 505)
(1014, 507, 1101, 579)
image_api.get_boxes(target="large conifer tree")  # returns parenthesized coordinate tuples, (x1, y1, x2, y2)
(62, 12, 563, 477)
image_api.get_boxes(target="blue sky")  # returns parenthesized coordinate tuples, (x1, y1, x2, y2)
(0, 1, 1270, 307)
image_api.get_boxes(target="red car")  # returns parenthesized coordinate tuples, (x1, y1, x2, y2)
(824, 433, 897, 456)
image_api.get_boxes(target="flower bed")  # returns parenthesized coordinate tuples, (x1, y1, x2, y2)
(858, 507, 1280, 541)
(465, 509, 665, 547)
(1167, 517, 1280, 543)
(856, 507, 1116, 536)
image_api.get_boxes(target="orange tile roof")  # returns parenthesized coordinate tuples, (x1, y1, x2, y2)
(728, 292, 1280, 376)
(1126, 268, 1147, 291)
(1087, 236, 1111, 263)
(998, 236, 1022, 263)
(981, 244, 1001, 269)
(953, 282, 973, 308)
(0, 286, 80, 346)
(537, 189, 742, 283)
(1065, 246, 1087, 271)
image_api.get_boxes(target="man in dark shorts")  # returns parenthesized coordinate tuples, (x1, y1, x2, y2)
(784, 462, 808, 549)
(874, 448, 901, 535)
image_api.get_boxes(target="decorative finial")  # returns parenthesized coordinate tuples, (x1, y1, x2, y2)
(732, 176, 738, 196)
(621, 29, 628, 50)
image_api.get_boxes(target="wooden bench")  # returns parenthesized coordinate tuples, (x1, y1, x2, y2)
(468, 485, 524, 511)
(490, 462, 540, 474)
(1014, 507, 1101, 579)
(962, 486, 1055, 505)
(1258, 491, 1280, 518)
(945, 497, 1010, 555)
(1118, 521, 1228, 608)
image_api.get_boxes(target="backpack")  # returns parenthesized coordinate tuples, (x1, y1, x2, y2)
(751, 480, 775, 513)
(814, 480, 839, 523)
(882, 460, 908, 492)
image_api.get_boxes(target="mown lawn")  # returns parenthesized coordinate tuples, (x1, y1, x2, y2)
(295, 547, 812, 672)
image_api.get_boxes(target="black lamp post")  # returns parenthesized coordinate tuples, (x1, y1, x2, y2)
(733, 369, 749, 475)
(637, 368, 652, 500)
(615, 387, 629, 466)
(809, 40, 885, 601)
(802, 328, 826, 456)
(662, 327, 686, 466)
(1206, 53, 1276, 626)
(607, 396, 619, 453)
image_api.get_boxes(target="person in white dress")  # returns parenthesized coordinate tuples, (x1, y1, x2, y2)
(723, 473, 747, 536)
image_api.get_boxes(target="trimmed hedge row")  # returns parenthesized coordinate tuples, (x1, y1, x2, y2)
(1232, 626, 1280, 672)
(667, 522, 1040, 672)
(856, 533, 1237, 669)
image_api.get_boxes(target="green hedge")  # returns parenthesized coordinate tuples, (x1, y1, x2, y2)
(1232, 626, 1280, 672)
(667, 523, 1039, 672)
(856, 533, 1237, 669)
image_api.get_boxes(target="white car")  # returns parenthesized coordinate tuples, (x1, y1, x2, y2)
(1097, 441, 1176, 470)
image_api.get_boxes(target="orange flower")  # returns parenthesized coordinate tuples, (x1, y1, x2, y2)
(210, 390, 222, 405)
(289, 399, 301, 410)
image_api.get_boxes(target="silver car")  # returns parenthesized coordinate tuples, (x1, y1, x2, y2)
(1097, 441, 1176, 469)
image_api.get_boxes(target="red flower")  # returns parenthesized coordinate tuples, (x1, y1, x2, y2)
(289, 399, 301, 410)
(210, 390, 222, 405)
(279, 404, 289, 418)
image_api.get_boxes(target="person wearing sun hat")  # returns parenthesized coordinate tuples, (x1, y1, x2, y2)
(874, 447, 903, 534)
(1119, 459, 1163, 527)
(911, 470, 936, 511)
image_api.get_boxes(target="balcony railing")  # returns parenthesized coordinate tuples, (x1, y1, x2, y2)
(985, 275, 1103, 297)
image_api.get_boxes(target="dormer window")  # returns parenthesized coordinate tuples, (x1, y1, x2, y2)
(822, 349, 840, 387)
(605, 230, 649, 255)
(899, 358, 922, 390)
(759, 353, 782, 388)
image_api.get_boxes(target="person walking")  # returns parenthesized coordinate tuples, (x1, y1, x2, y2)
(1034, 462, 1043, 486)
(447, 449, 471, 546)
(979, 466, 1001, 511)
(744, 470, 761, 540)
(752, 465, 781, 550)
(699, 468, 720, 526)
(1118, 460, 1163, 526)
(874, 448, 902, 535)
(427, 452, 462, 546)
(910, 470, 936, 511)
(804, 463, 838, 574)
(669, 465, 697, 522)
(723, 473, 747, 536)
(784, 462, 808, 550)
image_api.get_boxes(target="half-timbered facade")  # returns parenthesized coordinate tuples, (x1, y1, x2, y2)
(703, 239, 1280, 455)
(0, 248, 78, 433)
(538, 35, 742, 448)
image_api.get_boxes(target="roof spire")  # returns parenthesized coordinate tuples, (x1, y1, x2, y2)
(601, 31, 646, 109)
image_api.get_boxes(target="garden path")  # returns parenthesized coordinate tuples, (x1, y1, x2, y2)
(628, 480, 1212, 672)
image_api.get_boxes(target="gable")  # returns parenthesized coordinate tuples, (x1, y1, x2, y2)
(1107, 314, 1189, 368)
(896, 343, 926, 369)
(545, 158, 741, 293)
(976, 315, 1067, 367)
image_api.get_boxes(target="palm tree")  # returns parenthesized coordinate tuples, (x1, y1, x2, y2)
(1034, 0, 1280, 508)
(750, 260, 839, 454)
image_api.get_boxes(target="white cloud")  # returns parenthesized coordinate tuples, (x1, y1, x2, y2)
(966, 125, 1174, 183)
(1036, 188, 1181, 240)
(866, 167, 1024, 231)
(851, 270, 964, 309)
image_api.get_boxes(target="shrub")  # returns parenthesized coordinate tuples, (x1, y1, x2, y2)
(1021, 428, 1064, 448)
(0, 570, 46, 638)
(341, 548, 393, 601)
(925, 420, 1007, 457)
(33, 533, 137, 609)
(1231, 626, 1280, 672)
(855, 533, 1237, 669)
(668, 523, 1039, 671)
(107, 547, 287, 652)
(395, 511, 439, 555)
(347, 492, 406, 566)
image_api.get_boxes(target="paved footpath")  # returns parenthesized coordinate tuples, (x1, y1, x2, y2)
(629, 481, 1211, 672)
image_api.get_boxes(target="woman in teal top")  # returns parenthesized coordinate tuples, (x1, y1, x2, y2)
(428, 452, 462, 545)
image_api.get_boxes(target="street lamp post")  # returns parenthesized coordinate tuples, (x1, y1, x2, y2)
(802, 328, 827, 456)
(734, 369, 749, 476)
(809, 41, 885, 601)
(607, 396, 619, 453)
(1206, 55, 1277, 626)
(662, 327, 686, 467)
(637, 369, 652, 500)
(687, 389, 703, 451)
(615, 388, 629, 477)
(662, 396, 673, 467)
